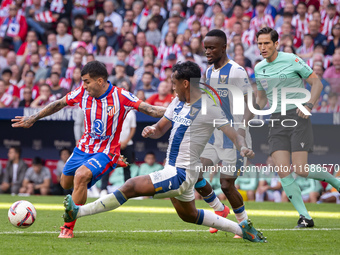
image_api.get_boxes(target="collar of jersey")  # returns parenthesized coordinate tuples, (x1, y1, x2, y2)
(212, 59, 230, 72)
(96, 81, 113, 100)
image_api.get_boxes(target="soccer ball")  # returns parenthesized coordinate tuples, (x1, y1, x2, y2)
(8, 200, 37, 228)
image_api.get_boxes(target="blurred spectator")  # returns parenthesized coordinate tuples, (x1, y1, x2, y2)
(17, 30, 41, 56)
(102, 0, 123, 34)
(187, 2, 211, 30)
(49, 72, 69, 99)
(19, 157, 51, 195)
(81, 28, 95, 54)
(241, 0, 253, 18)
(117, 0, 134, 18)
(134, 72, 157, 99)
(147, 3, 166, 31)
(110, 61, 132, 90)
(322, 4, 339, 40)
(233, 43, 252, 67)
(132, 59, 159, 86)
(325, 23, 340, 56)
(93, 10, 105, 36)
(10, 64, 21, 85)
(250, 2, 274, 34)
(122, 39, 143, 69)
(317, 92, 340, 112)
(19, 86, 33, 107)
(133, 32, 158, 59)
(307, 62, 330, 107)
(138, 152, 163, 176)
(19, 70, 39, 100)
(0, 79, 14, 108)
(161, 11, 187, 39)
(25, 0, 51, 43)
(309, 20, 328, 47)
(94, 35, 115, 57)
(70, 67, 83, 91)
(2, 68, 20, 106)
(323, 53, 340, 94)
(256, 156, 282, 202)
(47, 32, 65, 55)
(292, 2, 309, 41)
(30, 83, 54, 107)
(5, 50, 18, 67)
(51, 148, 72, 195)
(56, 20, 73, 53)
(234, 54, 254, 77)
(156, 32, 182, 67)
(66, 52, 83, 79)
(0, 146, 28, 194)
(146, 18, 162, 47)
(72, 0, 95, 18)
(227, 4, 244, 31)
(297, 34, 314, 61)
(0, 4, 28, 52)
(112, 49, 134, 77)
(136, 90, 146, 101)
(132, 1, 148, 30)
(258, 0, 277, 19)
(146, 81, 172, 107)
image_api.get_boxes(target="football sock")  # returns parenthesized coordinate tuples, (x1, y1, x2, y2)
(307, 165, 340, 190)
(255, 192, 265, 202)
(63, 204, 82, 230)
(202, 191, 225, 212)
(233, 205, 248, 223)
(195, 209, 242, 236)
(281, 173, 312, 220)
(78, 190, 127, 218)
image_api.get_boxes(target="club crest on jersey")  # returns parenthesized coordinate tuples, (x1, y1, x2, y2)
(107, 105, 117, 116)
(219, 75, 228, 84)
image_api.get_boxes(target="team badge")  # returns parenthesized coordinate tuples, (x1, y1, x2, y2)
(107, 105, 117, 116)
(219, 75, 228, 84)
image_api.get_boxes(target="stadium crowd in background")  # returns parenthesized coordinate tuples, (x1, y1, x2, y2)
(0, 0, 339, 110)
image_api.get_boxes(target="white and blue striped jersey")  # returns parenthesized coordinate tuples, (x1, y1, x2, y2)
(164, 96, 228, 170)
(205, 60, 252, 149)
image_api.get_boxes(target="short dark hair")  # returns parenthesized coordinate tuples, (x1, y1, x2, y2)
(145, 151, 155, 157)
(9, 146, 22, 157)
(256, 2, 266, 7)
(82, 28, 92, 36)
(256, 27, 279, 43)
(172, 61, 201, 86)
(59, 148, 71, 157)
(205, 29, 227, 44)
(25, 70, 35, 77)
(51, 72, 60, 77)
(142, 72, 153, 77)
(32, 157, 43, 165)
(193, 2, 205, 10)
(2, 68, 12, 76)
(282, 12, 293, 18)
(81, 61, 108, 81)
(296, 1, 307, 8)
(144, 63, 154, 68)
(328, 3, 336, 9)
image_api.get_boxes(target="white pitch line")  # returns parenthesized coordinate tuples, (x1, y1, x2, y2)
(1, 228, 340, 235)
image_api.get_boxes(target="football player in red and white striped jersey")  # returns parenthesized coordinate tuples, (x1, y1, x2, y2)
(12, 61, 166, 238)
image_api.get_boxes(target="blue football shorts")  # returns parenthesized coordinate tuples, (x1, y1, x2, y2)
(63, 147, 118, 188)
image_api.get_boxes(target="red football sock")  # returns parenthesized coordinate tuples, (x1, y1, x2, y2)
(63, 204, 83, 230)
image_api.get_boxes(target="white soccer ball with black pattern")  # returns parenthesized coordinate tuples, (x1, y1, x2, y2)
(8, 200, 37, 228)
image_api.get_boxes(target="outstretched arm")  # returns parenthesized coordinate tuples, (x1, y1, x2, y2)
(12, 96, 68, 128)
(138, 102, 166, 118)
(142, 117, 172, 139)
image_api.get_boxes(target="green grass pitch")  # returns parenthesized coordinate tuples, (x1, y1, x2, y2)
(0, 195, 339, 255)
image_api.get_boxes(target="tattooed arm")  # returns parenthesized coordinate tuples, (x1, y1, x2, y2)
(11, 96, 68, 128)
(138, 102, 166, 118)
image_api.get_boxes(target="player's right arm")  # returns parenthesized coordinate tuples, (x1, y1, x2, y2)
(142, 117, 172, 139)
(11, 96, 68, 128)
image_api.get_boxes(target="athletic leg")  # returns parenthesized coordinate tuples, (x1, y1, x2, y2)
(292, 151, 340, 190)
(170, 198, 266, 243)
(272, 150, 313, 226)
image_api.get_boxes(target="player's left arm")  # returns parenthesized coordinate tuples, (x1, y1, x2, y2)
(219, 124, 255, 159)
(138, 102, 167, 118)
(297, 72, 323, 119)
(11, 96, 68, 128)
